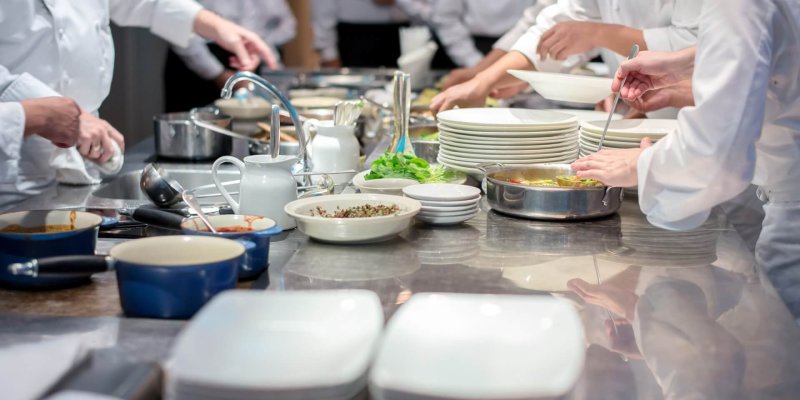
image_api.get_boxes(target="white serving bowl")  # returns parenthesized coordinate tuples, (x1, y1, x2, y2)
(507, 69, 613, 104)
(214, 97, 272, 120)
(403, 183, 481, 202)
(284, 194, 421, 244)
(352, 171, 420, 196)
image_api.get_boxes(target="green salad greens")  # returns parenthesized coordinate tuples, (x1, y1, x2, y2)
(365, 152, 457, 183)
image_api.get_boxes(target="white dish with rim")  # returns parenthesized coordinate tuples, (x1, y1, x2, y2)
(291, 96, 342, 109)
(420, 203, 479, 213)
(415, 212, 479, 225)
(507, 69, 612, 104)
(418, 207, 479, 218)
(352, 171, 419, 196)
(580, 130, 666, 144)
(439, 133, 577, 147)
(439, 136, 577, 149)
(440, 142, 577, 156)
(403, 184, 481, 202)
(438, 154, 578, 169)
(580, 119, 677, 137)
(436, 108, 577, 131)
(438, 123, 577, 137)
(369, 293, 585, 400)
(546, 109, 622, 122)
(440, 149, 579, 163)
(214, 97, 272, 120)
(417, 196, 481, 207)
(284, 194, 421, 244)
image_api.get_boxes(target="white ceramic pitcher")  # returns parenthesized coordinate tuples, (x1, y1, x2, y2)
(211, 155, 299, 230)
(304, 119, 359, 185)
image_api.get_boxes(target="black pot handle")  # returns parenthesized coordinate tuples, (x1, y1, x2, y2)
(131, 208, 186, 230)
(8, 256, 114, 278)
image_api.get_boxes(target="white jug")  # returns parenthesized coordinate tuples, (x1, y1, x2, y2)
(211, 155, 299, 230)
(304, 119, 359, 185)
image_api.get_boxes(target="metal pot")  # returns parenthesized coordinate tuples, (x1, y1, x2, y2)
(154, 111, 232, 161)
(482, 163, 623, 221)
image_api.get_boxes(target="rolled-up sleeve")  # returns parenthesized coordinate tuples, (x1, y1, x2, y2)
(637, 0, 772, 230)
(0, 66, 60, 103)
(312, 0, 340, 61)
(509, 0, 596, 72)
(109, 0, 203, 48)
(493, 0, 555, 52)
(0, 102, 25, 160)
(431, 0, 483, 67)
(642, 0, 701, 52)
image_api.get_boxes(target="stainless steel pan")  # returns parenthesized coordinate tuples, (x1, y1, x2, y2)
(481, 163, 623, 221)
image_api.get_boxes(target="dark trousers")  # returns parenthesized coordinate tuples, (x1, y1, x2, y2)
(431, 35, 499, 70)
(336, 21, 409, 68)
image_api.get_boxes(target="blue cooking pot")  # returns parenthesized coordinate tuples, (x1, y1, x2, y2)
(7, 236, 244, 319)
(0, 210, 103, 289)
(181, 215, 282, 280)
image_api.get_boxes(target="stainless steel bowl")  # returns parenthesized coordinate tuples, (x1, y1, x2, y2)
(154, 111, 232, 161)
(410, 124, 439, 164)
(483, 163, 623, 221)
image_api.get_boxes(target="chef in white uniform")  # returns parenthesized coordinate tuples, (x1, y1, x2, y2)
(0, 0, 277, 211)
(427, 0, 537, 69)
(165, 0, 296, 112)
(440, 0, 556, 90)
(571, 0, 800, 320)
(312, 0, 409, 68)
(430, 0, 701, 114)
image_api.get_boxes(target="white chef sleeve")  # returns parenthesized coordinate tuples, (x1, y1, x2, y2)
(171, 38, 226, 80)
(509, 0, 597, 72)
(493, 0, 555, 52)
(431, 0, 483, 67)
(312, 0, 340, 61)
(109, 0, 203, 48)
(0, 102, 25, 160)
(637, 0, 772, 230)
(642, 0, 701, 52)
(0, 65, 61, 103)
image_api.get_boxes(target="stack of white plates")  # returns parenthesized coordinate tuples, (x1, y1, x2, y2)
(579, 119, 677, 157)
(167, 290, 383, 400)
(436, 108, 580, 176)
(370, 293, 585, 400)
(402, 184, 481, 225)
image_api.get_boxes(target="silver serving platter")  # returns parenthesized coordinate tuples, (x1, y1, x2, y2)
(483, 163, 623, 221)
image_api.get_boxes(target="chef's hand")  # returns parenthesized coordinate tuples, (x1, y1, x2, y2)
(570, 137, 653, 187)
(20, 97, 81, 148)
(430, 78, 491, 115)
(489, 80, 528, 99)
(567, 278, 639, 321)
(537, 21, 600, 61)
(194, 10, 278, 71)
(78, 112, 125, 164)
(613, 48, 696, 101)
(442, 68, 478, 90)
(625, 80, 695, 113)
(594, 95, 644, 119)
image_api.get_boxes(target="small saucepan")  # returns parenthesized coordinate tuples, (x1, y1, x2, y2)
(8, 236, 243, 319)
(0, 210, 103, 289)
(180, 215, 282, 280)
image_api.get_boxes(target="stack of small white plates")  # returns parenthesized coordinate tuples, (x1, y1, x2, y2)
(402, 184, 481, 225)
(370, 293, 585, 400)
(167, 290, 383, 400)
(579, 119, 677, 157)
(436, 108, 580, 176)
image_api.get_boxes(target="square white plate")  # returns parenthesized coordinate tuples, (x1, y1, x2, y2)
(370, 293, 585, 399)
(170, 290, 383, 391)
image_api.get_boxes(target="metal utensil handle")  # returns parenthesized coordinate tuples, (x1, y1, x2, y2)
(270, 105, 281, 158)
(9, 256, 113, 278)
(597, 44, 640, 153)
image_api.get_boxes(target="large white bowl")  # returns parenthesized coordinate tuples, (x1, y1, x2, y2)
(508, 69, 613, 104)
(352, 171, 420, 196)
(284, 194, 421, 244)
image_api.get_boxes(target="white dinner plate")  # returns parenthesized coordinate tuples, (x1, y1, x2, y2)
(440, 142, 577, 156)
(419, 205, 480, 217)
(546, 109, 622, 122)
(403, 184, 481, 202)
(438, 154, 578, 168)
(415, 211, 479, 225)
(440, 136, 577, 149)
(508, 69, 613, 104)
(580, 119, 677, 137)
(580, 131, 662, 146)
(579, 137, 646, 148)
(418, 197, 481, 207)
(439, 130, 577, 145)
(440, 148, 579, 162)
(438, 122, 578, 136)
(436, 108, 578, 130)
(420, 203, 480, 213)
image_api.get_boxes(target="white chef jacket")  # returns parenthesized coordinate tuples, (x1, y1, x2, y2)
(172, 0, 297, 80)
(637, 0, 800, 230)
(312, 0, 409, 62)
(396, 0, 432, 25)
(431, 0, 537, 67)
(493, 0, 556, 52)
(0, 0, 202, 210)
(510, 0, 701, 76)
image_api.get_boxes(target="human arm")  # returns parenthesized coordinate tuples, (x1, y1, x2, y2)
(614, 48, 696, 100)
(441, 48, 507, 89)
(430, 0, 484, 67)
(537, 21, 645, 61)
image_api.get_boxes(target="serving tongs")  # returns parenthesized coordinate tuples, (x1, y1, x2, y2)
(596, 44, 640, 152)
(388, 71, 415, 156)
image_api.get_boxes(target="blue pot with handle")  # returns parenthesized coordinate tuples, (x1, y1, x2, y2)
(0, 210, 103, 289)
(181, 215, 282, 280)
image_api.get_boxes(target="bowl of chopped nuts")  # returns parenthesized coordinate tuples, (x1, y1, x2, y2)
(284, 194, 422, 244)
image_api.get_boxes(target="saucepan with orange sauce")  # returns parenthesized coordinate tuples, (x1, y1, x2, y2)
(180, 215, 282, 280)
(0, 210, 103, 288)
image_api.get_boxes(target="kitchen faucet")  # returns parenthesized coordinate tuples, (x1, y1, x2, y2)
(220, 71, 312, 184)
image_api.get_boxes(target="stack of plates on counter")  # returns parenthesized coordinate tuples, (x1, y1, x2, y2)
(403, 184, 481, 225)
(579, 119, 677, 157)
(369, 293, 585, 400)
(167, 290, 383, 400)
(436, 108, 579, 176)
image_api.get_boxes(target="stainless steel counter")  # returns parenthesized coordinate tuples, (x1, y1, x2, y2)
(2, 137, 800, 399)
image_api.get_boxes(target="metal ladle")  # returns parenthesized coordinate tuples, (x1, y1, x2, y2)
(140, 163, 184, 207)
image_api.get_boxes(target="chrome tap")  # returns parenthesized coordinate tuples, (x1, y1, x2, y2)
(220, 71, 311, 179)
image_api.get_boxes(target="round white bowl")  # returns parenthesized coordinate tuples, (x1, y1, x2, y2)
(420, 203, 480, 213)
(284, 194, 421, 244)
(403, 184, 481, 202)
(352, 171, 420, 196)
(507, 70, 613, 104)
(416, 211, 479, 226)
(214, 98, 272, 120)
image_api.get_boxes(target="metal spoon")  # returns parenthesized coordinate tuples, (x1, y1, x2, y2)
(597, 44, 640, 152)
(140, 163, 184, 207)
(182, 190, 217, 233)
(270, 104, 280, 159)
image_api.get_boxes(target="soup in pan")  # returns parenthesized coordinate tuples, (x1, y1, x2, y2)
(0, 224, 75, 234)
